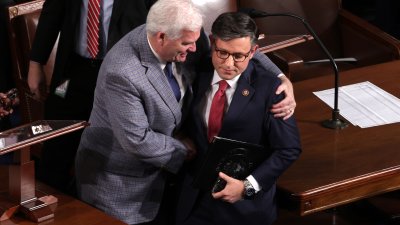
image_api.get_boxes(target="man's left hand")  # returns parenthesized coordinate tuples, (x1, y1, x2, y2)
(211, 172, 244, 203)
(271, 75, 296, 120)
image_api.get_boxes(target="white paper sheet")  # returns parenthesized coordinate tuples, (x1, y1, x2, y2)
(313, 81, 400, 128)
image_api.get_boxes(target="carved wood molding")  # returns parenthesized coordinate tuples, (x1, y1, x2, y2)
(8, 0, 44, 20)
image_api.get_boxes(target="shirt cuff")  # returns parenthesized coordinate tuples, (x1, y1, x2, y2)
(277, 73, 285, 78)
(246, 175, 261, 193)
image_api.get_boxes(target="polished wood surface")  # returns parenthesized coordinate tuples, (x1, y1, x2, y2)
(0, 121, 88, 222)
(257, 34, 313, 54)
(0, 167, 127, 225)
(0, 120, 88, 155)
(279, 60, 400, 216)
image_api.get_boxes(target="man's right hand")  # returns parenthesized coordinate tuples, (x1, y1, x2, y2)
(175, 133, 197, 161)
(0, 89, 19, 118)
(181, 137, 197, 161)
(0, 92, 13, 118)
(27, 61, 45, 101)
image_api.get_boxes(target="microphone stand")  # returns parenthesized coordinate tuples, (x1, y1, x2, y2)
(248, 10, 348, 129)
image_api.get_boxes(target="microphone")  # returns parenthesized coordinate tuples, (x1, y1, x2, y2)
(240, 8, 348, 129)
(239, 8, 270, 18)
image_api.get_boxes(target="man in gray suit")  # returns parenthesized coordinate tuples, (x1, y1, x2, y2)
(75, 0, 295, 224)
(75, 1, 201, 224)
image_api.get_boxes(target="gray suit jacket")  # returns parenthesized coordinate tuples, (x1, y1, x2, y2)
(75, 24, 194, 224)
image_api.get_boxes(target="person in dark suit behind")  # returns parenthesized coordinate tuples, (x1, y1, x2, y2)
(0, 0, 19, 131)
(0, 0, 14, 94)
(26, 0, 157, 193)
(175, 12, 302, 225)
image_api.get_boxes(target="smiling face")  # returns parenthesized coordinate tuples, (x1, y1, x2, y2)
(158, 29, 201, 63)
(211, 37, 257, 80)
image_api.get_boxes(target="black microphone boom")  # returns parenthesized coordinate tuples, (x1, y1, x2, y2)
(240, 8, 348, 129)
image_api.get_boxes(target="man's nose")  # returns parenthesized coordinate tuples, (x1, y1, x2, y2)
(223, 55, 235, 66)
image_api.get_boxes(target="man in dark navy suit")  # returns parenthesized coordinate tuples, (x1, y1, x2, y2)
(176, 12, 302, 225)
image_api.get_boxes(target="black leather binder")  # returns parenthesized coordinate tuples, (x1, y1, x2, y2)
(192, 136, 268, 192)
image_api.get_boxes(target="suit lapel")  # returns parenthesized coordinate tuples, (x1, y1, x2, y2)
(108, 0, 122, 37)
(70, 0, 82, 27)
(135, 27, 182, 125)
(220, 65, 255, 135)
(193, 71, 214, 144)
(178, 64, 195, 124)
(146, 67, 182, 126)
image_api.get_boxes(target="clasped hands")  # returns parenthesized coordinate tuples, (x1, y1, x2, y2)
(175, 132, 197, 161)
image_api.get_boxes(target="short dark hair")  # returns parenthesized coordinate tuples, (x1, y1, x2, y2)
(211, 12, 258, 46)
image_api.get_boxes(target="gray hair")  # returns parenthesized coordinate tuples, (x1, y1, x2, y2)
(146, 0, 203, 40)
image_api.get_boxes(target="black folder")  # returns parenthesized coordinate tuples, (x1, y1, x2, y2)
(192, 136, 268, 192)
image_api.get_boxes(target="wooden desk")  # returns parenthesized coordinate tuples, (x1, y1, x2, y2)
(0, 167, 126, 225)
(257, 34, 313, 53)
(279, 60, 400, 216)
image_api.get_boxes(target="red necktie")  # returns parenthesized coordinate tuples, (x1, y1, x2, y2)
(87, 0, 101, 59)
(208, 80, 229, 142)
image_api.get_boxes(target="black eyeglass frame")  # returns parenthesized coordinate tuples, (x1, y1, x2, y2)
(213, 45, 253, 62)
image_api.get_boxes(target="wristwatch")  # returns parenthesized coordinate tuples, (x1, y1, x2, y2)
(243, 179, 256, 200)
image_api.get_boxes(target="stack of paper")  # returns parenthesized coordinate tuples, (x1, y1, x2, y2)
(313, 81, 400, 128)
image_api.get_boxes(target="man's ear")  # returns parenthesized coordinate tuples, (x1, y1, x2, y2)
(249, 44, 259, 58)
(156, 32, 166, 46)
(208, 34, 214, 45)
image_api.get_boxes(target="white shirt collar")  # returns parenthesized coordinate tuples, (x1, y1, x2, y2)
(211, 70, 241, 89)
(147, 35, 168, 69)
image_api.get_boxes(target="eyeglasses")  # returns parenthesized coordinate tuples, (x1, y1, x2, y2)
(214, 46, 252, 62)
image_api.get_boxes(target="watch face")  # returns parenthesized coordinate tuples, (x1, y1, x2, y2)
(245, 188, 255, 197)
(243, 180, 255, 199)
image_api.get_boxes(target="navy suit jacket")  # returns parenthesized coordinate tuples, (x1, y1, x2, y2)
(176, 59, 302, 225)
